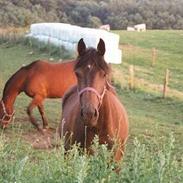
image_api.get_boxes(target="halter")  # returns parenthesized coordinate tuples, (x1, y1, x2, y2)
(0, 100, 15, 126)
(106, 80, 115, 90)
(78, 86, 107, 109)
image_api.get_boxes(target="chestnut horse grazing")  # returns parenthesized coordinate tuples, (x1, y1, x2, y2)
(0, 60, 76, 130)
(59, 39, 128, 161)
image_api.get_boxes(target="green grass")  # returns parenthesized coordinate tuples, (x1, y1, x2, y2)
(115, 30, 183, 55)
(113, 30, 183, 92)
(0, 30, 183, 182)
(114, 30, 183, 96)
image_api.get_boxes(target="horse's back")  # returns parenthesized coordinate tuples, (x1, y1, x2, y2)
(22, 60, 76, 98)
(25, 60, 75, 75)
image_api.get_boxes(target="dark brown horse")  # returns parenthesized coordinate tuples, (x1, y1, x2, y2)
(59, 39, 128, 161)
(0, 60, 77, 131)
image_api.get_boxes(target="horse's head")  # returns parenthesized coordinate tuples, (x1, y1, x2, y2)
(75, 38, 110, 127)
(0, 100, 15, 128)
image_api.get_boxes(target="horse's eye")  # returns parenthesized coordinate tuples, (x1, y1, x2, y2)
(101, 71, 106, 78)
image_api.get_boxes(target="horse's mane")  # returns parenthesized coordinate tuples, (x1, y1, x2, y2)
(74, 48, 111, 75)
(2, 68, 23, 98)
(23, 60, 40, 70)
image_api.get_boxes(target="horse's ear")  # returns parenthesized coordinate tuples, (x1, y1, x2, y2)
(97, 38, 105, 56)
(77, 38, 86, 56)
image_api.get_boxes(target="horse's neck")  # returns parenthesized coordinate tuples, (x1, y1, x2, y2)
(3, 92, 18, 113)
(2, 88, 18, 114)
(97, 91, 118, 135)
(96, 92, 111, 128)
(2, 74, 22, 114)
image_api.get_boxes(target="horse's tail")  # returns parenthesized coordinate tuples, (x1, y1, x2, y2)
(2, 60, 40, 99)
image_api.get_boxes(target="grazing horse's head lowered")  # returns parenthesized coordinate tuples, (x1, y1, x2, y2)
(0, 100, 15, 128)
(74, 38, 110, 127)
(0, 59, 76, 131)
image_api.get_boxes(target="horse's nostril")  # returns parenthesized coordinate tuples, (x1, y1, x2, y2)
(80, 108, 84, 117)
(94, 109, 98, 117)
(81, 106, 98, 120)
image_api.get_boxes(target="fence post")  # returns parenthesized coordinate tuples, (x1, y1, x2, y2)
(128, 65, 135, 90)
(163, 69, 169, 98)
(151, 48, 157, 66)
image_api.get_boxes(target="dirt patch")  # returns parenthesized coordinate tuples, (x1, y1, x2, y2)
(22, 127, 59, 149)
(1, 115, 60, 150)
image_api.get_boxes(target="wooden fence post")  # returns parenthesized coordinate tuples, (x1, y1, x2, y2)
(152, 48, 157, 66)
(128, 65, 135, 90)
(163, 69, 169, 98)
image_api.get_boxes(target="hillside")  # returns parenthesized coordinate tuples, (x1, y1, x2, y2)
(0, 0, 183, 29)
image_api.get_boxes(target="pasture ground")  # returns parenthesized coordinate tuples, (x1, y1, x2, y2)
(0, 30, 182, 182)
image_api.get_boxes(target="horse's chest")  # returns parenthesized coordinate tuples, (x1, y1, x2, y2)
(86, 127, 113, 148)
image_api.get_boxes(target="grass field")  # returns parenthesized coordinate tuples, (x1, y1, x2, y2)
(0, 30, 183, 182)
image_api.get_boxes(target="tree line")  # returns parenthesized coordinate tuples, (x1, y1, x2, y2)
(0, 0, 183, 29)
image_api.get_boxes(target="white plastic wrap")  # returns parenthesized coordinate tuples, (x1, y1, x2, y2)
(28, 23, 122, 64)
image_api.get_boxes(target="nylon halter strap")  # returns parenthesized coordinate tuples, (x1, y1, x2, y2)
(0, 100, 15, 126)
(78, 86, 107, 108)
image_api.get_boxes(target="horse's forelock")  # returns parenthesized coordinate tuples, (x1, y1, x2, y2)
(74, 48, 110, 74)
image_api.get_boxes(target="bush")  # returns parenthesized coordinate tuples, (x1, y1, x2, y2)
(0, 132, 182, 183)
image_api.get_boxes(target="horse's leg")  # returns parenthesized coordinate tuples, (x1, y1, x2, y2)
(27, 95, 43, 131)
(113, 147, 125, 174)
(114, 147, 124, 161)
(37, 103, 49, 129)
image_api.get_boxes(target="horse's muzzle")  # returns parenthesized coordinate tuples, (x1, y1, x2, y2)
(80, 105, 99, 127)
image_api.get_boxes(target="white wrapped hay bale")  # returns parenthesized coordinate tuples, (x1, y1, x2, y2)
(105, 49, 122, 64)
(27, 23, 122, 64)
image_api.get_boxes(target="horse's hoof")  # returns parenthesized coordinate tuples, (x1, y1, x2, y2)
(43, 126, 55, 132)
(37, 126, 45, 135)
(43, 125, 49, 129)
